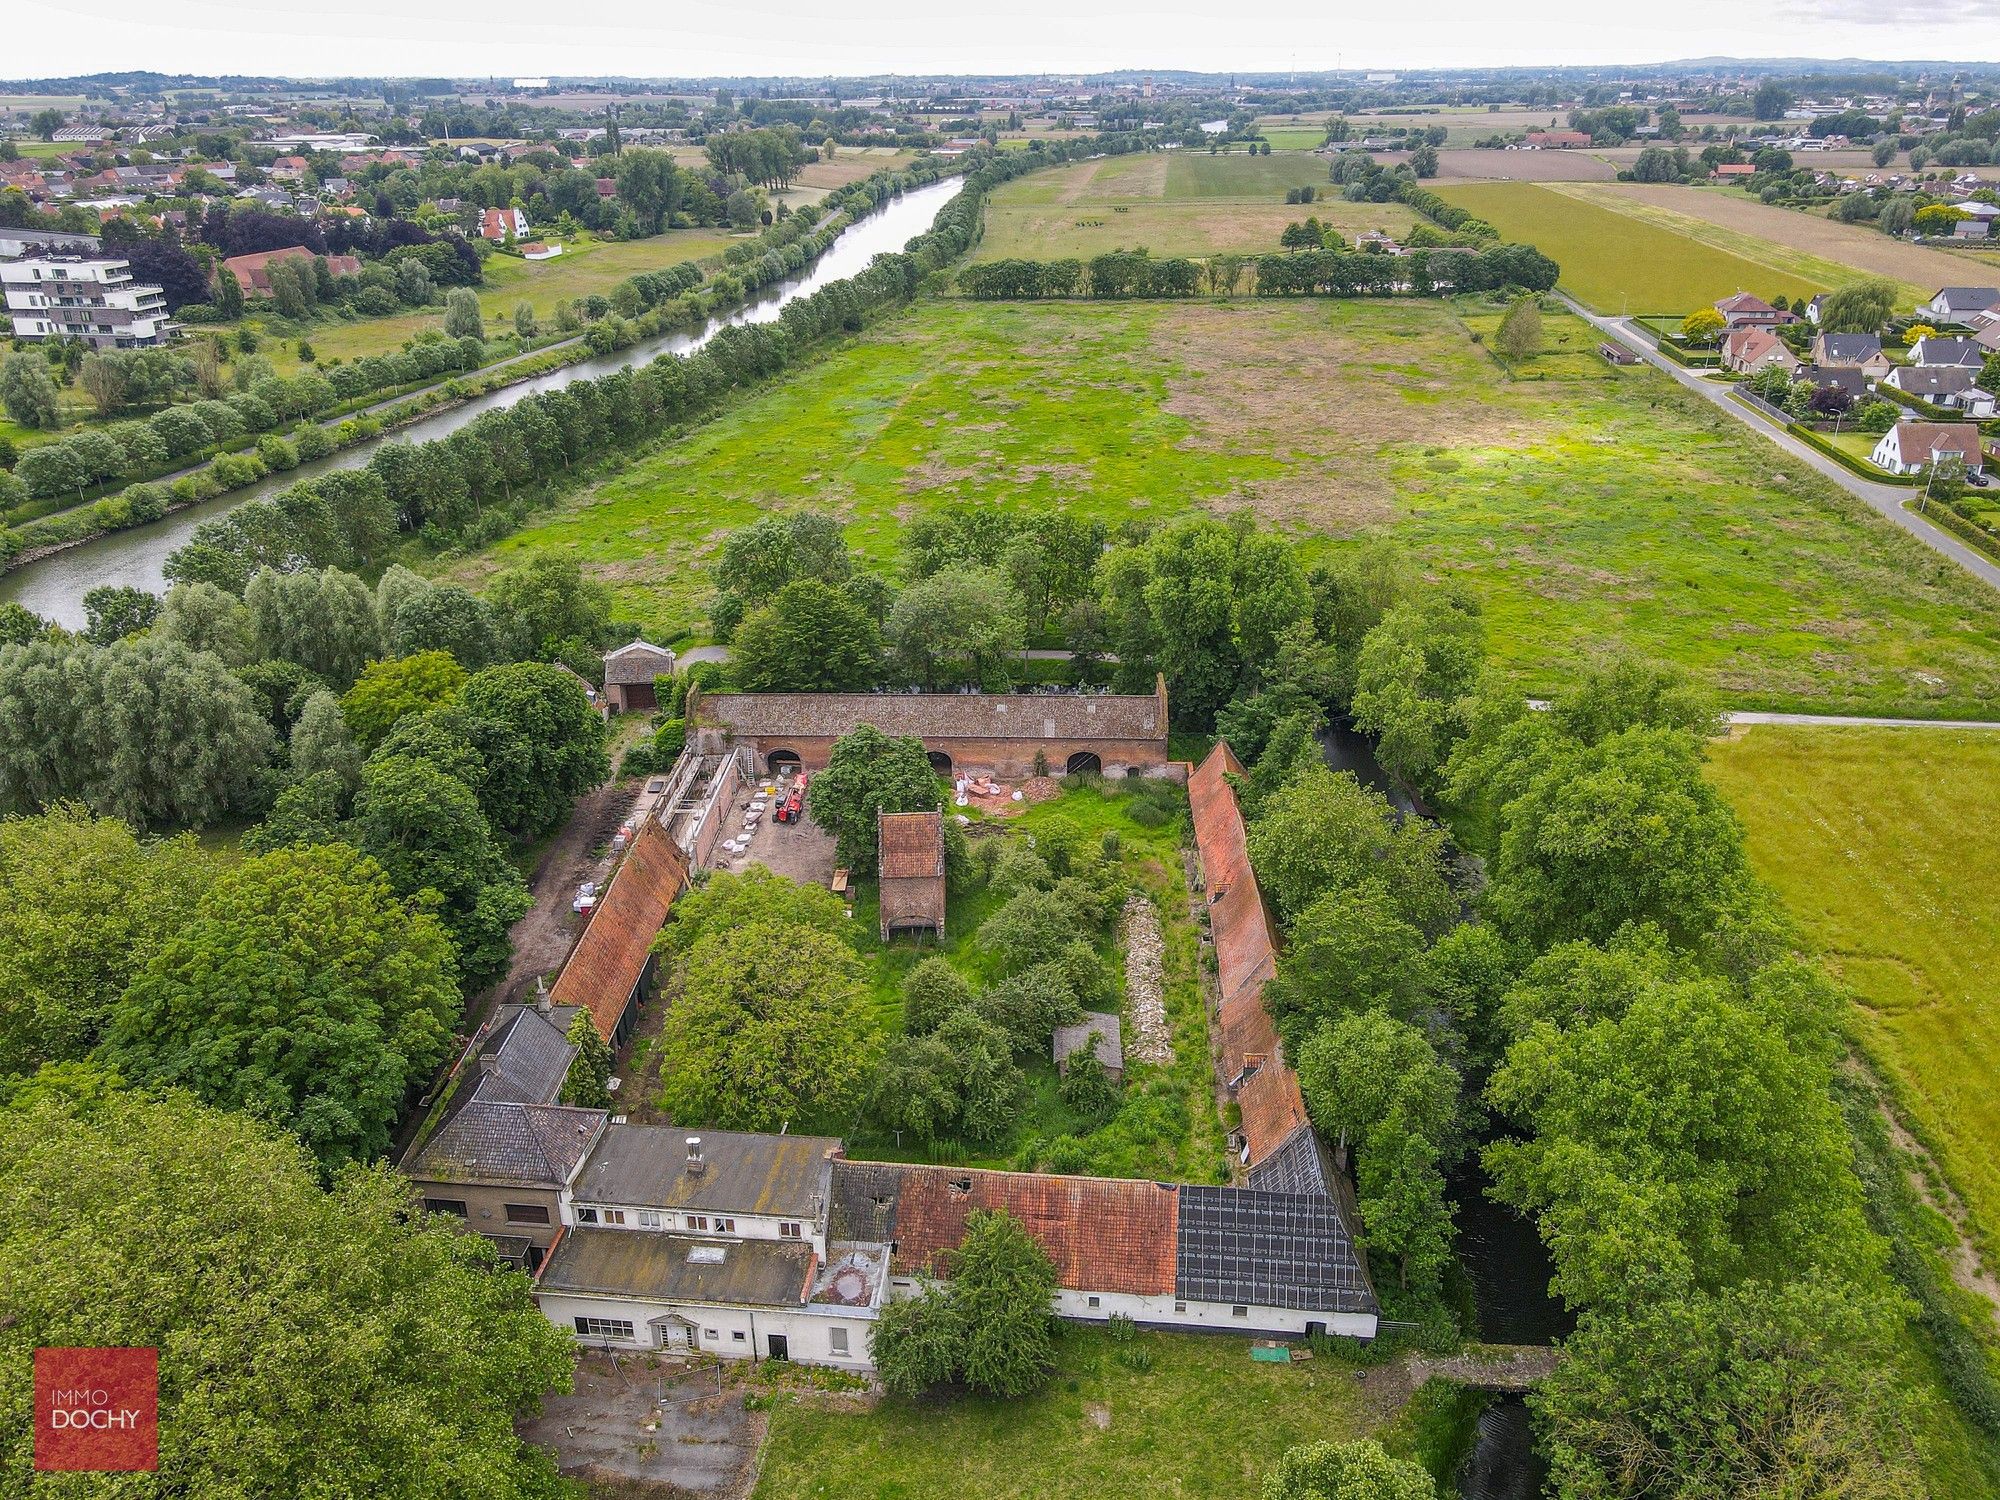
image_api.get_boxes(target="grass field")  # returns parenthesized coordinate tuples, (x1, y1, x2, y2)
(450, 296, 2000, 718)
(976, 151, 1415, 261)
(1707, 726, 2000, 1261)
(752, 1325, 1393, 1500)
(1257, 127, 1329, 151)
(1434, 180, 1834, 313)
(1552, 184, 1954, 307)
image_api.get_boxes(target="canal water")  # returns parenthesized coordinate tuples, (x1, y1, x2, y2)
(1320, 726, 1563, 1499)
(2, 176, 966, 629)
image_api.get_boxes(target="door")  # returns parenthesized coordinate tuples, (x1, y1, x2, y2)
(767, 1333, 790, 1361)
(657, 1319, 692, 1352)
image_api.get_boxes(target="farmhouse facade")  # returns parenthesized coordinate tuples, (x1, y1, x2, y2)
(686, 678, 1174, 780)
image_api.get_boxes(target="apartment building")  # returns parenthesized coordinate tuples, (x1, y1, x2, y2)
(0, 255, 175, 347)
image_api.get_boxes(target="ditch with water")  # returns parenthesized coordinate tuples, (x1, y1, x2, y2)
(1, 176, 967, 629)
(1321, 725, 1567, 1499)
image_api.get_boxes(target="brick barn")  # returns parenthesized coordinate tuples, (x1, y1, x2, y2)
(877, 809, 946, 941)
(686, 677, 1173, 781)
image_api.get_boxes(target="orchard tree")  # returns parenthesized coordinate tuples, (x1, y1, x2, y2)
(0, 1090, 574, 1497)
(805, 724, 941, 871)
(733, 579, 881, 691)
(104, 842, 460, 1168)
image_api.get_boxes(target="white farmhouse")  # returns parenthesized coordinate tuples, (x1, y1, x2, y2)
(1871, 420, 1986, 477)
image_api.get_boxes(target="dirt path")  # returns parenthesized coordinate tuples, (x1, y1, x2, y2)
(477, 781, 637, 1019)
(1882, 1104, 2000, 1327)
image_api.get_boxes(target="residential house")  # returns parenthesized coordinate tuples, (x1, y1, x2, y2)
(401, 999, 605, 1271)
(1711, 163, 1757, 182)
(1909, 336, 1984, 368)
(268, 155, 310, 182)
(601, 639, 677, 713)
(877, 809, 946, 942)
(1721, 326, 1800, 376)
(1800, 365, 1868, 402)
(221, 245, 361, 294)
(1804, 293, 1830, 325)
(1882, 364, 1980, 401)
(1956, 221, 1993, 242)
(1871, 420, 1986, 477)
(1943, 385, 1999, 420)
(1054, 1012, 1124, 1084)
(521, 242, 562, 260)
(1974, 323, 2000, 354)
(1810, 332, 1892, 382)
(1918, 286, 2000, 325)
(547, 815, 690, 1047)
(1525, 129, 1591, 148)
(480, 206, 530, 241)
(1714, 291, 1794, 328)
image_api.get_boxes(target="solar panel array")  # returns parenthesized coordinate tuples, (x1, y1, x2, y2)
(1174, 1186, 1373, 1313)
(1243, 1124, 1331, 1198)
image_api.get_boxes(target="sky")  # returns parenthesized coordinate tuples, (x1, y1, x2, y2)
(11, 0, 2000, 81)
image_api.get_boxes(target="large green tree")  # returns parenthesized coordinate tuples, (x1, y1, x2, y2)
(486, 555, 611, 658)
(872, 1209, 1059, 1398)
(341, 649, 468, 751)
(0, 807, 210, 1078)
(733, 579, 881, 691)
(885, 566, 1025, 690)
(104, 843, 460, 1168)
(245, 566, 382, 688)
(655, 919, 875, 1132)
(458, 661, 608, 835)
(1245, 763, 1456, 933)
(0, 1090, 573, 1498)
(804, 724, 941, 872)
(1349, 595, 1483, 795)
(1261, 1439, 1436, 1500)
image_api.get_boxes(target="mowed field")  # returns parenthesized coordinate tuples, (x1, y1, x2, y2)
(1434, 180, 1837, 313)
(975, 151, 1418, 261)
(1706, 726, 2000, 1265)
(451, 296, 2000, 716)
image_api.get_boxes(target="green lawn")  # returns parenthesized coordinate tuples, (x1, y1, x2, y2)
(752, 1326, 1388, 1500)
(974, 151, 1406, 261)
(1707, 726, 2000, 1261)
(1257, 128, 1329, 151)
(452, 296, 2000, 718)
(1433, 180, 1833, 315)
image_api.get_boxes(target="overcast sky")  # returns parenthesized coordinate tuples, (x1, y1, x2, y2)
(12, 0, 2000, 82)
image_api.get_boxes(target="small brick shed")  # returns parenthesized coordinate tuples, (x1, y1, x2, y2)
(877, 809, 946, 942)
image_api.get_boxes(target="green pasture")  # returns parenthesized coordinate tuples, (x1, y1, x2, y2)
(450, 296, 2000, 718)
(1433, 180, 1833, 314)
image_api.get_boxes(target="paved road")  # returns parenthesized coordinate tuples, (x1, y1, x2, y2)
(1528, 699, 2000, 728)
(1561, 295, 2000, 592)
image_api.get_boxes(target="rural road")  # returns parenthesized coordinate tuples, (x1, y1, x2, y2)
(1556, 294, 2000, 593)
(1527, 700, 2000, 728)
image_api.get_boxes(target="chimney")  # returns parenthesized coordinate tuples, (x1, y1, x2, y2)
(478, 1052, 500, 1077)
(534, 976, 550, 1013)
(685, 1136, 705, 1175)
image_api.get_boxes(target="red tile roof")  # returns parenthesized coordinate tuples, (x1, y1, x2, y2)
(878, 810, 944, 879)
(550, 817, 690, 1040)
(885, 1165, 1178, 1295)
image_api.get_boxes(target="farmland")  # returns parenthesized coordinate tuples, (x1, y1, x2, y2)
(451, 295, 2000, 717)
(975, 151, 1418, 261)
(1433, 180, 1834, 312)
(1707, 726, 2000, 1265)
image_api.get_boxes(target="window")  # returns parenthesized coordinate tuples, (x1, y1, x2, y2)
(779, 1221, 802, 1239)
(504, 1204, 550, 1226)
(1173, 1302, 1187, 1314)
(715, 1217, 736, 1234)
(704, 1329, 719, 1342)
(573, 1316, 635, 1340)
(1087, 1296, 1101, 1309)
(829, 1327, 850, 1356)
(576, 1207, 599, 1224)
(423, 1198, 467, 1217)
(637, 1210, 662, 1229)
(1231, 1306, 1248, 1318)
(604, 1209, 627, 1226)
(732, 1330, 747, 1342)
(686, 1214, 708, 1232)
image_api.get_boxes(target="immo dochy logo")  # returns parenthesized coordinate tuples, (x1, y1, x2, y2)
(34, 1347, 159, 1472)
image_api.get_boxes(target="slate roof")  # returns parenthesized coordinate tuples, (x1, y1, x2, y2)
(604, 639, 676, 686)
(1802, 364, 1867, 395)
(1053, 1012, 1123, 1073)
(832, 1161, 1180, 1296)
(1815, 333, 1883, 363)
(1888, 365, 1978, 396)
(572, 1124, 841, 1218)
(549, 816, 689, 1041)
(539, 1228, 816, 1308)
(878, 810, 945, 879)
(1244, 1121, 1333, 1198)
(1175, 1185, 1375, 1314)
(1715, 291, 1777, 314)
(465, 1005, 577, 1106)
(693, 684, 1168, 745)
(408, 1102, 607, 1187)
(1930, 286, 2000, 317)
(1911, 337, 1984, 368)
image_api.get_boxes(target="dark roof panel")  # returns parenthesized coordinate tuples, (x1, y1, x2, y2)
(1175, 1185, 1376, 1314)
(572, 1125, 841, 1218)
(408, 1102, 606, 1187)
(540, 1228, 814, 1308)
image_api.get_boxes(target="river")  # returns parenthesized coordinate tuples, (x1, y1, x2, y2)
(2, 176, 967, 629)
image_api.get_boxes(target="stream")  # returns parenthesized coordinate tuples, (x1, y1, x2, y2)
(2, 176, 967, 630)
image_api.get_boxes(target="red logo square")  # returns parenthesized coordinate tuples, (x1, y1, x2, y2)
(34, 1347, 159, 1472)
